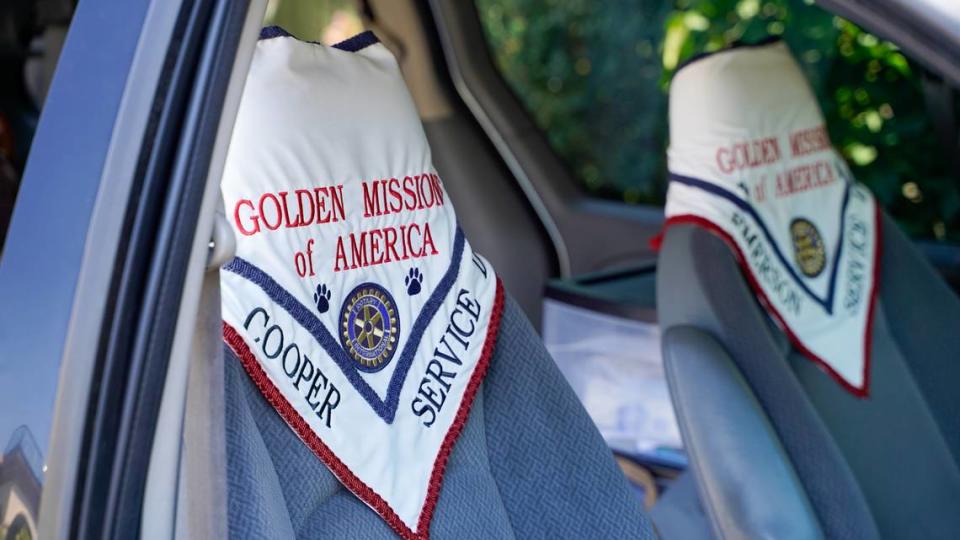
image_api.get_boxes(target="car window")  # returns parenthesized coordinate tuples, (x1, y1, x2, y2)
(475, 0, 960, 243)
(0, 1, 73, 259)
(0, 4, 73, 537)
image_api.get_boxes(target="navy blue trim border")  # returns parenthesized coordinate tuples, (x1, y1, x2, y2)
(331, 30, 380, 52)
(669, 173, 849, 314)
(258, 25, 379, 52)
(223, 228, 466, 423)
(675, 36, 783, 75)
(259, 25, 295, 41)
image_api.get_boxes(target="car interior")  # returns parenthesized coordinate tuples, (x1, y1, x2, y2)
(659, 38, 960, 538)
(1, 0, 959, 539)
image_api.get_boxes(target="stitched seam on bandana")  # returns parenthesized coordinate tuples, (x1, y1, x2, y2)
(664, 214, 875, 397)
(258, 26, 380, 52)
(223, 278, 506, 539)
(223, 228, 466, 422)
(674, 36, 783, 75)
(330, 31, 380, 52)
(669, 172, 850, 313)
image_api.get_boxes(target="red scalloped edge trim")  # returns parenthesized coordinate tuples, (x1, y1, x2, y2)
(663, 211, 881, 398)
(223, 277, 505, 540)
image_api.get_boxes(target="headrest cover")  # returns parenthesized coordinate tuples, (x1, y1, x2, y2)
(664, 41, 880, 397)
(219, 29, 503, 538)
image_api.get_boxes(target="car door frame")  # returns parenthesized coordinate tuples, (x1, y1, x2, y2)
(0, 0, 258, 537)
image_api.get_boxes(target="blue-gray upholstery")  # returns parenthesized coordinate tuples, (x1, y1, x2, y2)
(661, 325, 822, 539)
(647, 471, 712, 540)
(225, 295, 655, 539)
(658, 213, 960, 539)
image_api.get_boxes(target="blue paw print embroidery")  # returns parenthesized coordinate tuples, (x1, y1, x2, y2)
(314, 283, 332, 314)
(405, 268, 423, 296)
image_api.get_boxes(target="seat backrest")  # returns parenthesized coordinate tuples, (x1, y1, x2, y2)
(658, 40, 960, 539)
(219, 27, 654, 539)
(224, 296, 655, 539)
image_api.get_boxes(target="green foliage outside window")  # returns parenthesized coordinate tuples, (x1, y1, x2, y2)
(476, 0, 960, 242)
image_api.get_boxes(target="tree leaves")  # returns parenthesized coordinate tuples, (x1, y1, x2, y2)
(476, 0, 959, 242)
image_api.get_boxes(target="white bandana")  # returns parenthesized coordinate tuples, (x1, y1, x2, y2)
(664, 41, 880, 397)
(219, 29, 503, 538)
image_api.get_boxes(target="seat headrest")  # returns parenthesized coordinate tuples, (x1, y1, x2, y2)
(669, 40, 829, 179)
(663, 40, 880, 397)
(219, 28, 503, 538)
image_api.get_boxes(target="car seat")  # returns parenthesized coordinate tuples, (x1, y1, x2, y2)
(657, 40, 960, 539)
(219, 28, 654, 540)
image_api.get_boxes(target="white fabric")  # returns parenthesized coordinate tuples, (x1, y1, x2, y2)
(664, 41, 879, 396)
(219, 33, 499, 537)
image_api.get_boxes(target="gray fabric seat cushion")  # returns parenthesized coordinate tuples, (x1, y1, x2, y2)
(648, 472, 712, 540)
(657, 213, 960, 539)
(225, 295, 655, 539)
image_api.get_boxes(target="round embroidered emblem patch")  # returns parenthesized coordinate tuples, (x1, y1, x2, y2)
(790, 217, 826, 278)
(340, 283, 400, 372)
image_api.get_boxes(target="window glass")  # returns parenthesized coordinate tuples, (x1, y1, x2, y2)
(0, 3, 74, 537)
(0, 0, 74, 256)
(476, 0, 960, 242)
